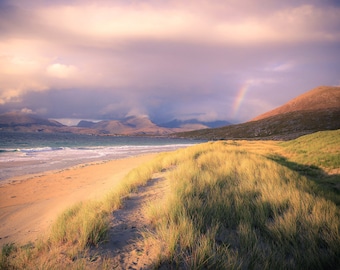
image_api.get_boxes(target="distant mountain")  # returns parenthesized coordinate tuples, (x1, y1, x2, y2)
(77, 115, 175, 135)
(76, 116, 232, 135)
(174, 86, 340, 140)
(0, 112, 100, 134)
(0, 113, 211, 135)
(0, 112, 67, 133)
(0, 112, 63, 128)
(77, 120, 96, 128)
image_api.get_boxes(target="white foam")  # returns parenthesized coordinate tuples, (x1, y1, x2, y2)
(0, 144, 192, 182)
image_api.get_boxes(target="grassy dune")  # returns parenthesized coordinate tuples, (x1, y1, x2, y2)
(146, 140, 340, 269)
(1, 130, 339, 269)
(0, 159, 163, 269)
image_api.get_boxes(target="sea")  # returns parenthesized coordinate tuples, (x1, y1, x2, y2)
(0, 132, 203, 183)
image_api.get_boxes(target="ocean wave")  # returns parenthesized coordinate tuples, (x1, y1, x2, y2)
(0, 148, 23, 153)
(19, 147, 67, 153)
(0, 143, 195, 182)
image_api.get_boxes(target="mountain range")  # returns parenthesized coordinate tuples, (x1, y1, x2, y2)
(0, 112, 229, 135)
(1, 85, 339, 139)
(174, 85, 340, 140)
(77, 116, 177, 135)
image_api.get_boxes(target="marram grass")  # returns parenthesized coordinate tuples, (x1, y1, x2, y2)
(280, 129, 340, 171)
(1, 130, 340, 269)
(146, 141, 340, 269)
(0, 156, 165, 269)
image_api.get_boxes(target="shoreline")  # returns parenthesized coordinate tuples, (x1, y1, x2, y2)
(0, 153, 159, 246)
(0, 154, 151, 187)
(0, 143, 195, 183)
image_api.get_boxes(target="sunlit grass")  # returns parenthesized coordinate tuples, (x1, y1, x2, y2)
(280, 129, 340, 171)
(1, 130, 339, 269)
(277, 129, 340, 206)
(145, 139, 340, 269)
(0, 155, 168, 269)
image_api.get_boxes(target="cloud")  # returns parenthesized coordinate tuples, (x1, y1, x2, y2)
(46, 63, 78, 79)
(0, 53, 48, 104)
(20, 108, 34, 114)
(0, 0, 339, 123)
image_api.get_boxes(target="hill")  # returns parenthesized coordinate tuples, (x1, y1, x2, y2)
(0, 112, 66, 133)
(0, 112, 63, 128)
(252, 85, 340, 121)
(174, 85, 340, 140)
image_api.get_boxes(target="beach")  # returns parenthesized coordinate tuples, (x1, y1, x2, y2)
(0, 153, 158, 246)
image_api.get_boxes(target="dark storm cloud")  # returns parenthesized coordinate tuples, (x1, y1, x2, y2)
(0, 0, 339, 123)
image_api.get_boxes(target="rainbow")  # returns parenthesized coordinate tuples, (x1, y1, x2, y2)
(232, 83, 249, 118)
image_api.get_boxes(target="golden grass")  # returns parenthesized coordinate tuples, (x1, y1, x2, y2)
(2, 130, 339, 269)
(145, 141, 340, 269)
(280, 129, 340, 172)
(0, 155, 167, 269)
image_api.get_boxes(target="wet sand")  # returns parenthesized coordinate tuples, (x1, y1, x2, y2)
(0, 153, 158, 246)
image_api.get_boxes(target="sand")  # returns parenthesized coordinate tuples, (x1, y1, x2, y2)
(0, 153, 158, 246)
(90, 172, 170, 269)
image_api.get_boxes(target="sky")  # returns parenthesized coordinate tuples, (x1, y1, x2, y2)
(0, 0, 339, 125)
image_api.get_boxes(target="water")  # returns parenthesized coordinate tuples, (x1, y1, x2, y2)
(0, 132, 203, 183)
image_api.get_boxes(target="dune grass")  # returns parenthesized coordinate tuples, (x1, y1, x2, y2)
(0, 157, 165, 269)
(277, 130, 340, 206)
(1, 130, 339, 269)
(279, 129, 340, 170)
(145, 141, 340, 269)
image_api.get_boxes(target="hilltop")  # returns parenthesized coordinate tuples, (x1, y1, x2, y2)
(174, 85, 340, 140)
(252, 85, 340, 121)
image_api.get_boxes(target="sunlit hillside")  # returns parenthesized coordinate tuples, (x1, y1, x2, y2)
(175, 86, 340, 140)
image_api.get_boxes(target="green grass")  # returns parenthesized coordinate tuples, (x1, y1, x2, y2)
(1, 130, 339, 269)
(279, 129, 340, 170)
(276, 130, 340, 206)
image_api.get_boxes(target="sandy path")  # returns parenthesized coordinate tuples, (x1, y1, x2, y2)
(89, 171, 170, 269)
(0, 153, 158, 246)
